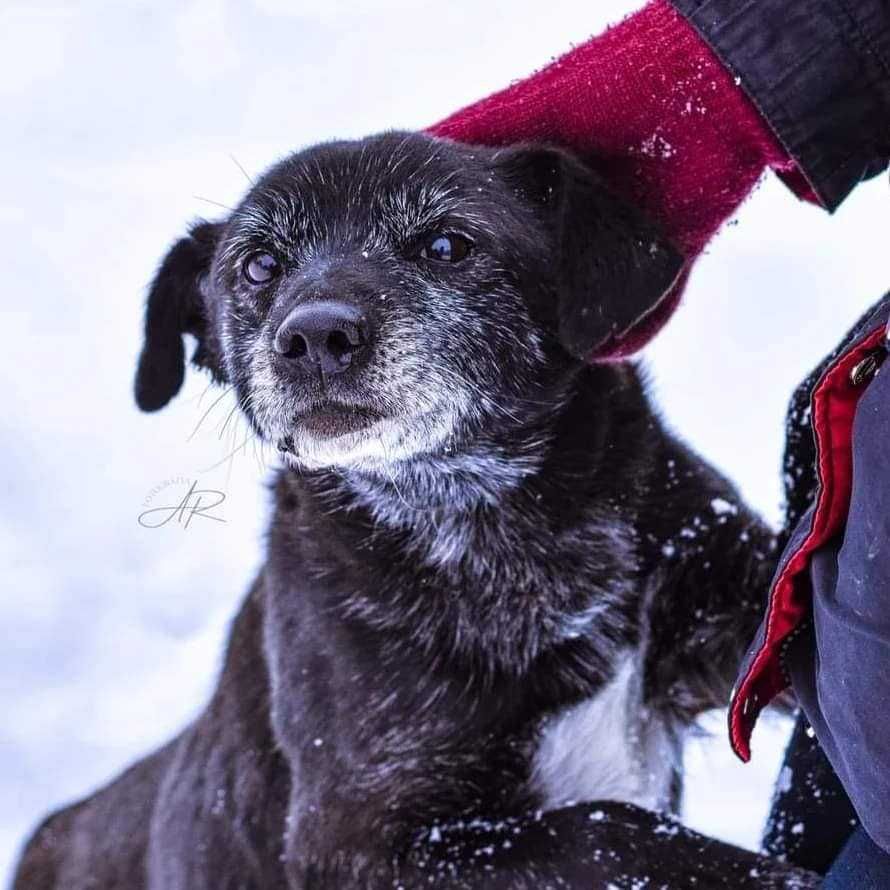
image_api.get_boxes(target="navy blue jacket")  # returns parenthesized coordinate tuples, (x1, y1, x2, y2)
(671, 0, 890, 856)
(761, 300, 889, 850)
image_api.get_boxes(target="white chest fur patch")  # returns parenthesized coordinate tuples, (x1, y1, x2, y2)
(529, 652, 676, 812)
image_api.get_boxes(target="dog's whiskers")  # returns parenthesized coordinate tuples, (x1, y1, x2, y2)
(193, 194, 235, 212)
(187, 385, 236, 442)
(218, 398, 243, 440)
(228, 152, 255, 186)
(198, 429, 255, 473)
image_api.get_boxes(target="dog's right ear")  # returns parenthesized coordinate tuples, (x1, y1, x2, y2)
(135, 220, 224, 412)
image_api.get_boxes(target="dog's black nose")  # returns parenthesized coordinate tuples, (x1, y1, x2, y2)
(273, 301, 368, 375)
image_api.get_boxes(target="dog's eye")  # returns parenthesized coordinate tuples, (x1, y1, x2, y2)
(419, 234, 472, 264)
(243, 252, 281, 285)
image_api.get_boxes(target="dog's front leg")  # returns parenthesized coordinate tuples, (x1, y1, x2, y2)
(399, 802, 819, 889)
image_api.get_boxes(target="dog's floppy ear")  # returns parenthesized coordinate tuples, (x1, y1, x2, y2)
(498, 145, 685, 359)
(135, 220, 224, 412)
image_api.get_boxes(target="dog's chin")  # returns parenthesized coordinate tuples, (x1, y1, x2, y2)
(294, 404, 385, 440)
(277, 404, 461, 473)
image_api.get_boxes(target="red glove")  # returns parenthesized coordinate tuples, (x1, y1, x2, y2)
(428, 0, 815, 357)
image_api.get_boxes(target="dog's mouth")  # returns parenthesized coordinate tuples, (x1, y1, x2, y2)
(270, 395, 466, 469)
(265, 378, 466, 467)
(287, 403, 385, 442)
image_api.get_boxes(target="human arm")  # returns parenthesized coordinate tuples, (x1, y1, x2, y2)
(429, 0, 890, 357)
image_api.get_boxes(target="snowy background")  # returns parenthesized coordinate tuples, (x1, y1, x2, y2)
(1, 0, 887, 884)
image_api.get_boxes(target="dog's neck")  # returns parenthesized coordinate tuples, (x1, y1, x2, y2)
(339, 430, 554, 572)
(274, 365, 654, 674)
(308, 368, 612, 565)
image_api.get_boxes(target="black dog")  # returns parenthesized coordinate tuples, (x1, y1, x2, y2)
(14, 132, 806, 889)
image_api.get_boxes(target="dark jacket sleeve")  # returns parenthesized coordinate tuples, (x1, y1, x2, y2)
(671, 0, 890, 211)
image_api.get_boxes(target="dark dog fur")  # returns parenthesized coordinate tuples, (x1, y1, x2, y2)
(14, 132, 804, 889)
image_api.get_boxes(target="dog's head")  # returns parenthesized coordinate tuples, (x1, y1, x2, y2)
(135, 132, 681, 471)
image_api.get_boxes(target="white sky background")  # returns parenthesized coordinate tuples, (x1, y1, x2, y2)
(1, 0, 887, 884)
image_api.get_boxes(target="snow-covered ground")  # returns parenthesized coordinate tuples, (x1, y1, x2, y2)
(1, 1, 887, 885)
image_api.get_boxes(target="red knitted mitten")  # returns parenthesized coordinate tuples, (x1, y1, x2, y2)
(429, 0, 812, 357)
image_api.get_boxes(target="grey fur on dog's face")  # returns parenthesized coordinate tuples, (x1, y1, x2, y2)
(135, 131, 683, 476)
(217, 134, 554, 472)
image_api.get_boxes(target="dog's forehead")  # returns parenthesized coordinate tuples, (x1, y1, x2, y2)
(281, 132, 488, 197)
(232, 133, 507, 244)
